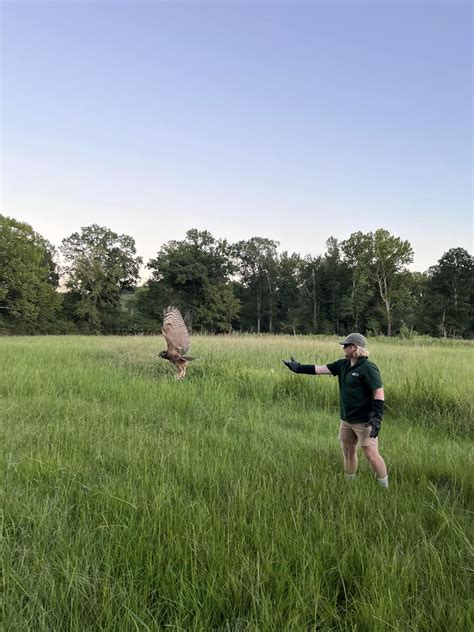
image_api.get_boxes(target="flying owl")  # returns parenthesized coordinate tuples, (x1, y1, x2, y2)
(159, 305, 195, 380)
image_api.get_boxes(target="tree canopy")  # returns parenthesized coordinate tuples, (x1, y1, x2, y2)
(146, 229, 239, 332)
(60, 224, 142, 332)
(0, 215, 61, 333)
(422, 248, 473, 338)
(1, 216, 472, 338)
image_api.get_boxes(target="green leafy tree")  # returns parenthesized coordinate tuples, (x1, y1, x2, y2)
(423, 248, 473, 337)
(275, 252, 304, 334)
(290, 243, 350, 336)
(392, 270, 428, 335)
(341, 229, 413, 336)
(60, 224, 142, 332)
(371, 230, 414, 336)
(233, 237, 279, 333)
(318, 238, 351, 334)
(341, 232, 374, 331)
(298, 255, 323, 334)
(145, 229, 239, 332)
(0, 215, 61, 333)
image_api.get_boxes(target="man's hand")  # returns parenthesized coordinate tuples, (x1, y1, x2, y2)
(366, 416, 382, 438)
(282, 356, 301, 373)
(282, 357, 316, 375)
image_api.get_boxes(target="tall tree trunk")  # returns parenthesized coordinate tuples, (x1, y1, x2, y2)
(377, 275, 392, 336)
(351, 276, 357, 330)
(266, 270, 273, 333)
(256, 285, 262, 334)
(312, 269, 317, 333)
(385, 301, 392, 336)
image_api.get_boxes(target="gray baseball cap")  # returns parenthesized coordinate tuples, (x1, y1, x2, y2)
(339, 333, 367, 347)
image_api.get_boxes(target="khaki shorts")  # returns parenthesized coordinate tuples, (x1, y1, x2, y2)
(338, 420, 378, 447)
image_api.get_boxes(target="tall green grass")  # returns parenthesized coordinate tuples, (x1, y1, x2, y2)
(2, 335, 473, 631)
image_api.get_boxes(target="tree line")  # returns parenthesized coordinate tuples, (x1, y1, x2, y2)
(1, 214, 472, 338)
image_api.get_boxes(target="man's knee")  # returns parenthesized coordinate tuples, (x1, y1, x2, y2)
(341, 442, 357, 457)
(362, 446, 382, 463)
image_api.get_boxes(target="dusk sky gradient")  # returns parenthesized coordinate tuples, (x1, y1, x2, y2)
(1, 1, 472, 278)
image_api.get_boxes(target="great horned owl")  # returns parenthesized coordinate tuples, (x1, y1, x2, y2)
(159, 305, 195, 380)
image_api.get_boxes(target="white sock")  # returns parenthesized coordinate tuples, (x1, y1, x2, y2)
(377, 476, 389, 488)
(345, 472, 357, 480)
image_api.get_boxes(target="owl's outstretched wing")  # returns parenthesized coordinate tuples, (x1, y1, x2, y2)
(162, 305, 190, 356)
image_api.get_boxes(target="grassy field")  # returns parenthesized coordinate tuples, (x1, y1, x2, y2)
(2, 334, 473, 631)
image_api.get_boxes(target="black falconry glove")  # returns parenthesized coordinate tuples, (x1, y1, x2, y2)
(366, 399, 384, 438)
(282, 356, 316, 375)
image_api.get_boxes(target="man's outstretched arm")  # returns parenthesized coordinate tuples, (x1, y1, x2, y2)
(315, 365, 332, 375)
(282, 357, 333, 375)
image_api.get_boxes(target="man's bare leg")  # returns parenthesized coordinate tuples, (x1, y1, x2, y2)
(362, 444, 388, 486)
(341, 441, 358, 476)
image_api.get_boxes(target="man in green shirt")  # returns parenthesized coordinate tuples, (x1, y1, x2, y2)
(283, 333, 389, 488)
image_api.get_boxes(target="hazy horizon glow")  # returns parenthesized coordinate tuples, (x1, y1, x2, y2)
(1, 1, 472, 279)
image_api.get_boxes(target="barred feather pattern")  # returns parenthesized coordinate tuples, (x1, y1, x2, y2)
(162, 306, 190, 356)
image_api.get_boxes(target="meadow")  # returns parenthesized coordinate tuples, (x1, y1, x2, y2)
(2, 334, 473, 631)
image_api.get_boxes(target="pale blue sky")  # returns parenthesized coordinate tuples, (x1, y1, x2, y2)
(1, 1, 472, 277)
